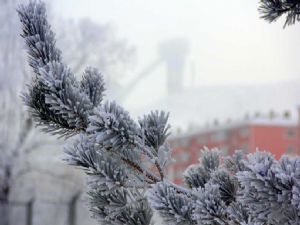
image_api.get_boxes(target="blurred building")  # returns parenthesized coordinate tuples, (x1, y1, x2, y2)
(8, 135, 97, 225)
(168, 109, 299, 184)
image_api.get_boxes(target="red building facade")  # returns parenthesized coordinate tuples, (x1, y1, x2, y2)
(168, 115, 299, 184)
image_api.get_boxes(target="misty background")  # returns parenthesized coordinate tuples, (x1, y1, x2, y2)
(1, 1, 300, 225)
(51, 0, 300, 129)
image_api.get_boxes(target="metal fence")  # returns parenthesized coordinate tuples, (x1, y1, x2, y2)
(0, 195, 96, 225)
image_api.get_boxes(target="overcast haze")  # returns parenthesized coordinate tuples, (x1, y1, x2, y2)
(52, 0, 300, 116)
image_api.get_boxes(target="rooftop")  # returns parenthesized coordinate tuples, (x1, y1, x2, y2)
(131, 79, 300, 133)
(170, 116, 297, 140)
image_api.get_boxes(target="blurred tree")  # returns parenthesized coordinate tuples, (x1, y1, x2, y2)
(54, 17, 136, 99)
(259, 0, 300, 27)
(0, 0, 28, 87)
(0, 1, 31, 224)
(1, 1, 136, 224)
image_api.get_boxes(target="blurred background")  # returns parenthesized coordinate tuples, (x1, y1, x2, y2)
(1, 0, 300, 224)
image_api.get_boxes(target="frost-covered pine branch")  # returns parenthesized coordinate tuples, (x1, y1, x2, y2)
(258, 0, 300, 27)
(55, 17, 136, 94)
(148, 149, 239, 225)
(18, 2, 170, 224)
(149, 149, 300, 225)
(18, 1, 300, 225)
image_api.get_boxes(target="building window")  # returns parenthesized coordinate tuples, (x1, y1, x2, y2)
(178, 151, 190, 162)
(170, 138, 190, 148)
(286, 145, 297, 155)
(211, 131, 228, 142)
(286, 128, 296, 139)
(179, 138, 190, 148)
(175, 169, 184, 179)
(220, 145, 229, 155)
(239, 127, 250, 138)
(170, 140, 179, 148)
(197, 136, 206, 145)
(242, 144, 249, 153)
(174, 151, 191, 164)
(167, 167, 176, 180)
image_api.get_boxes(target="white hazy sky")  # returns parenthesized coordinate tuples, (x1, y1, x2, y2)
(51, 0, 300, 108)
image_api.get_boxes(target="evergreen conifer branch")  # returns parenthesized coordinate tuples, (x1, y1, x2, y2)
(259, 0, 300, 27)
(18, 1, 300, 225)
(18, 2, 167, 224)
(18, 2, 95, 136)
(81, 67, 106, 107)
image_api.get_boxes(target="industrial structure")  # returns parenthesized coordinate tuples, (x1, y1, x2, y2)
(118, 38, 189, 102)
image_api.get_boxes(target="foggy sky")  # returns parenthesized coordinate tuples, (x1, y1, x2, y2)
(52, 0, 300, 108)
